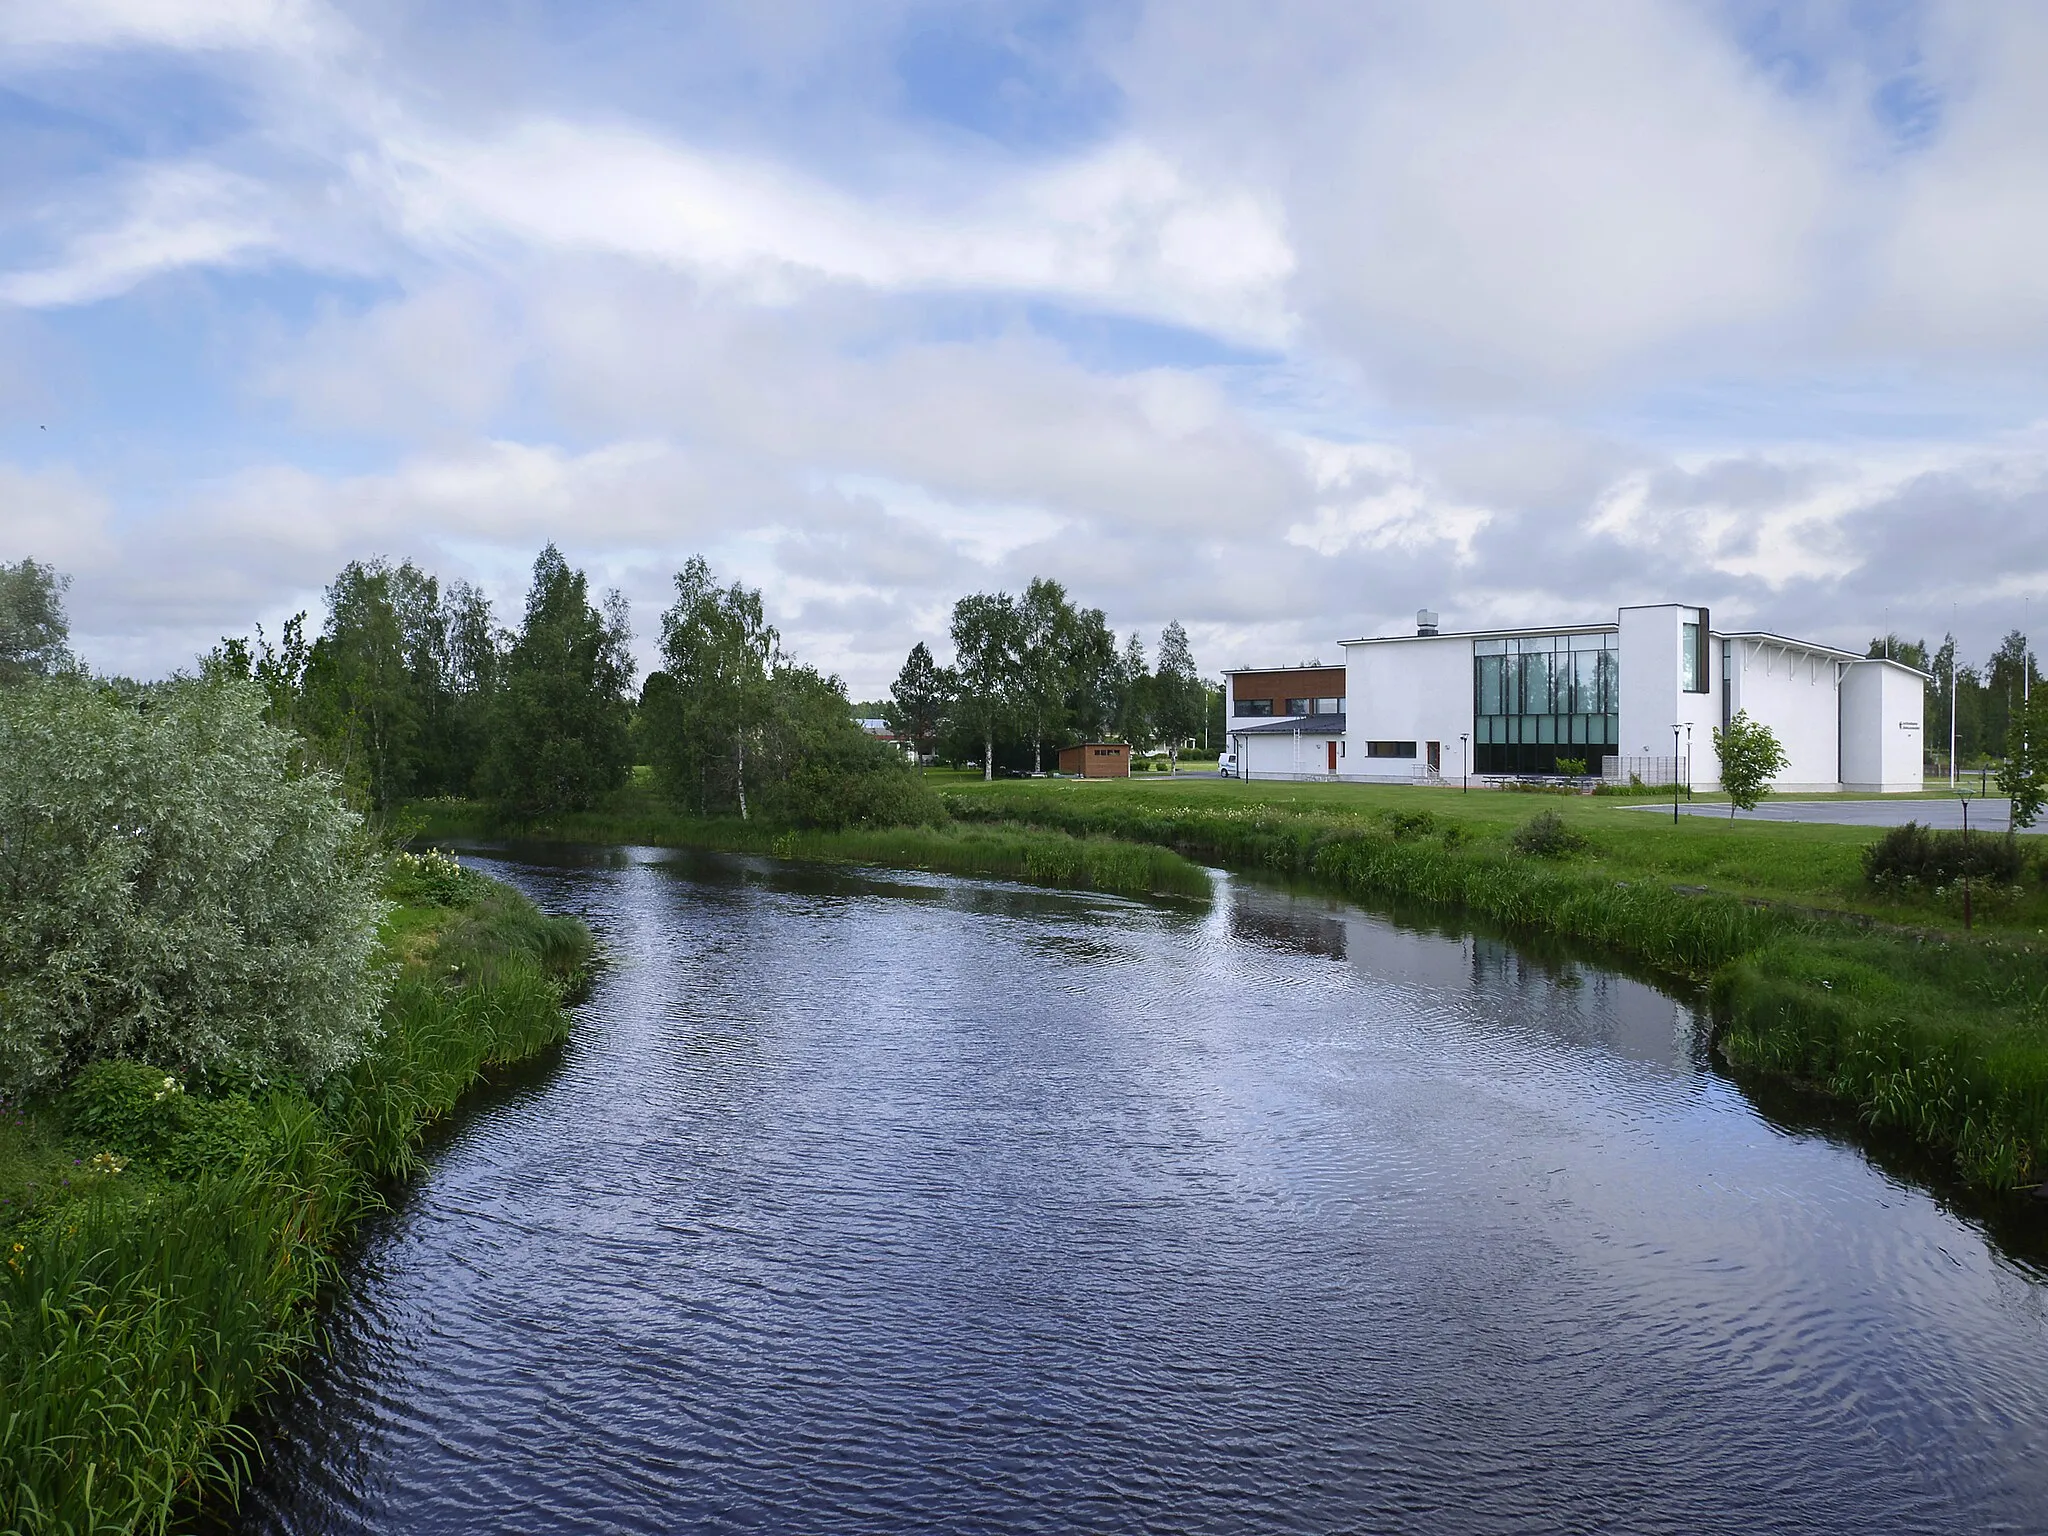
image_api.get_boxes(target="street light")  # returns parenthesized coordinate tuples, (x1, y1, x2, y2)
(1684, 722, 1693, 802)
(1460, 732, 1469, 794)
(1673, 724, 1683, 825)
(1957, 785, 1975, 931)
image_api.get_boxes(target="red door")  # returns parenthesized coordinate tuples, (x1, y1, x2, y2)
(1327, 740, 1338, 773)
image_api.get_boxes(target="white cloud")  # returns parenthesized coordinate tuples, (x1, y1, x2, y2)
(0, 0, 340, 56)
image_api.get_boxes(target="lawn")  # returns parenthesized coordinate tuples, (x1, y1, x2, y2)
(930, 771, 2048, 935)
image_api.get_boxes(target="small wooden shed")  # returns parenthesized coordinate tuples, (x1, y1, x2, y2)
(1057, 742, 1132, 778)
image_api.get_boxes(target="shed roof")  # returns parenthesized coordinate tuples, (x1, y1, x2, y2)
(1230, 713, 1347, 735)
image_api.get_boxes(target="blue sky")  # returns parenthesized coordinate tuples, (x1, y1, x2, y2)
(3, 0, 2046, 689)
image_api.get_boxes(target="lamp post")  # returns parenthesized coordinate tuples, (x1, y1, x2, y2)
(1684, 722, 1693, 802)
(1673, 724, 1683, 825)
(1460, 732, 1469, 794)
(1958, 786, 1975, 931)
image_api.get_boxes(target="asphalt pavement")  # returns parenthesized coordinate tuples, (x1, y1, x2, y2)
(1628, 798, 2040, 834)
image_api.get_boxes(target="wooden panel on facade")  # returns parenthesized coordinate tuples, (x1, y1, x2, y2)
(1229, 667, 1347, 715)
(1057, 742, 1132, 777)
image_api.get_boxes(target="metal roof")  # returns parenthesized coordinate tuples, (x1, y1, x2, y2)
(1229, 713, 1347, 735)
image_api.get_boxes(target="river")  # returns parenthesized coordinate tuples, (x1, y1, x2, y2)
(229, 845, 2048, 1534)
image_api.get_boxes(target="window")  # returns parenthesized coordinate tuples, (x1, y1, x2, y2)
(1473, 632, 1619, 775)
(1316, 696, 1344, 714)
(1285, 697, 1313, 715)
(1239, 698, 1275, 716)
(1682, 610, 1710, 694)
(1365, 741, 1417, 758)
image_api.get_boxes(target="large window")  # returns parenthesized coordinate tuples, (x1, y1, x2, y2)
(1366, 741, 1417, 758)
(1472, 632, 1619, 775)
(1682, 608, 1710, 694)
(1238, 698, 1275, 717)
(1285, 697, 1313, 715)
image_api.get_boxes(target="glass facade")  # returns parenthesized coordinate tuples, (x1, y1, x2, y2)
(1472, 632, 1619, 774)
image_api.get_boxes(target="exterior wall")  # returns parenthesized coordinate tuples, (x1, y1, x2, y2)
(1057, 743, 1130, 777)
(1238, 727, 1344, 779)
(1724, 637, 1844, 791)
(1226, 666, 1346, 726)
(1616, 605, 1721, 789)
(1340, 636, 1474, 781)
(1840, 661, 1925, 792)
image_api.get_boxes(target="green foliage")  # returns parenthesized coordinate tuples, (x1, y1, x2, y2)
(1713, 708, 1790, 814)
(0, 677, 388, 1097)
(0, 559, 76, 684)
(1510, 810, 1587, 858)
(646, 555, 778, 817)
(1152, 620, 1203, 770)
(1, 871, 590, 1531)
(885, 641, 950, 766)
(485, 545, 635, 820)
(386, 847, 491, 907)
(950, 590, 1023, 780)
(1995, 692, 2048, 830)
(1862, 821, 2026, 891)
(1554, 755, 1589, 776)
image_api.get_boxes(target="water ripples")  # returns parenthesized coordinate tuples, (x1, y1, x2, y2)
(228, 848, 2048, 1535)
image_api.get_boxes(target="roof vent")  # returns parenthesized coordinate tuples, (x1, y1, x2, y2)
(1416, 609, 1440, 636)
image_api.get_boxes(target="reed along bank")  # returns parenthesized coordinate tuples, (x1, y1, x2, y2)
(0, 856, 592, 1536)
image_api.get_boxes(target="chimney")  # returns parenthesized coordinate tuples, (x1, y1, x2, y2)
(1416, 609, 1440, 636)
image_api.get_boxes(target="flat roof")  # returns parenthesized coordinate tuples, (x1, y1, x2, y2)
(1220, 663, 1337, 675)
(1719, 631, 1865, 663)
(1340, 622, 1615, 646)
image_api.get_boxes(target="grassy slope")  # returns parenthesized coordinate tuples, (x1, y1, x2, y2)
(406, 782, 1213, 902)
(933, 774, 2048, 1191)
(0, 871, 592, 1536)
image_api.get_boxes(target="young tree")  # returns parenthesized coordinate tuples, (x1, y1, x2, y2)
(302, 560, 419, 811)
(1152, 620, 1202, 773)
(484, 545, 635, 819)
(886, 641, 950, 770)
(1997, 693, 2048, 831)
(0, 558, 75, 683)
(950, 591, 1021, 781)
(649, 556, 777, 818)
(1713, 709, 1790, 817)
(1114, 630, 1152, 749)
(1017, 576, 1078, 774)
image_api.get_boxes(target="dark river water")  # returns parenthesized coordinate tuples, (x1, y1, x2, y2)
(229, 846, 2048, 1535)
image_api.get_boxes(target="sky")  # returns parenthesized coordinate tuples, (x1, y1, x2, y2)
(3, 0, 2046, 694)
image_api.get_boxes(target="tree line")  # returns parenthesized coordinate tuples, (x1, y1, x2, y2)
(886, 576, 1221, 780)
(1, 552, 1219, 825)
(1870, 631, 2043, 767)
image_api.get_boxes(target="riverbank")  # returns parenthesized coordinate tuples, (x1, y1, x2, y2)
(934, 778, 2048, 1192)
(406, 790, 1212, 902)
(0, 857, 592, 1535)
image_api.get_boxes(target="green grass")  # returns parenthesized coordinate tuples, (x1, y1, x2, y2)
(0, 871, 591, 1535)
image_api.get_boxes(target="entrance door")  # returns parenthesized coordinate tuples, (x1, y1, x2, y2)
(1427, 741, 1442, 773)
(1327, 740, 1338, 773)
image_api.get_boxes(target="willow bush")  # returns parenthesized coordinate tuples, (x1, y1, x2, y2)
(0, 677, 387, 1096)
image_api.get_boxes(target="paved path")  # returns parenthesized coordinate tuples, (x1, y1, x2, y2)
(1628, 798, 2041, 834)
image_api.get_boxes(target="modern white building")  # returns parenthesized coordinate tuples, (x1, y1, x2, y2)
(1226, 604, 1925, 793)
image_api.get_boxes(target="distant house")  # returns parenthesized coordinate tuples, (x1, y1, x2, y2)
(855, 718, 919, 764)
(1057, 742, 1131, 778)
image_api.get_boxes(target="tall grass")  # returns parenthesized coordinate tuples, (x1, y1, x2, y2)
(0, 874, 590, 1535)
(763, 822, 1214, 901)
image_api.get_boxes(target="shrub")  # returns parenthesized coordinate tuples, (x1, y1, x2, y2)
(0, 677, 389, 1096)
(1862, 821, 2025, 890)
(62, 1060, 276, 1177)
(772, 736, 948, 830)
(1555, 756, 1588, 776)
(388, 847, 488, 906)
(1510, 810, 1588, 858)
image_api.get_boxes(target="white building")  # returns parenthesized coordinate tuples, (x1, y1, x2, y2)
(1227, 604, 1925, 793)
